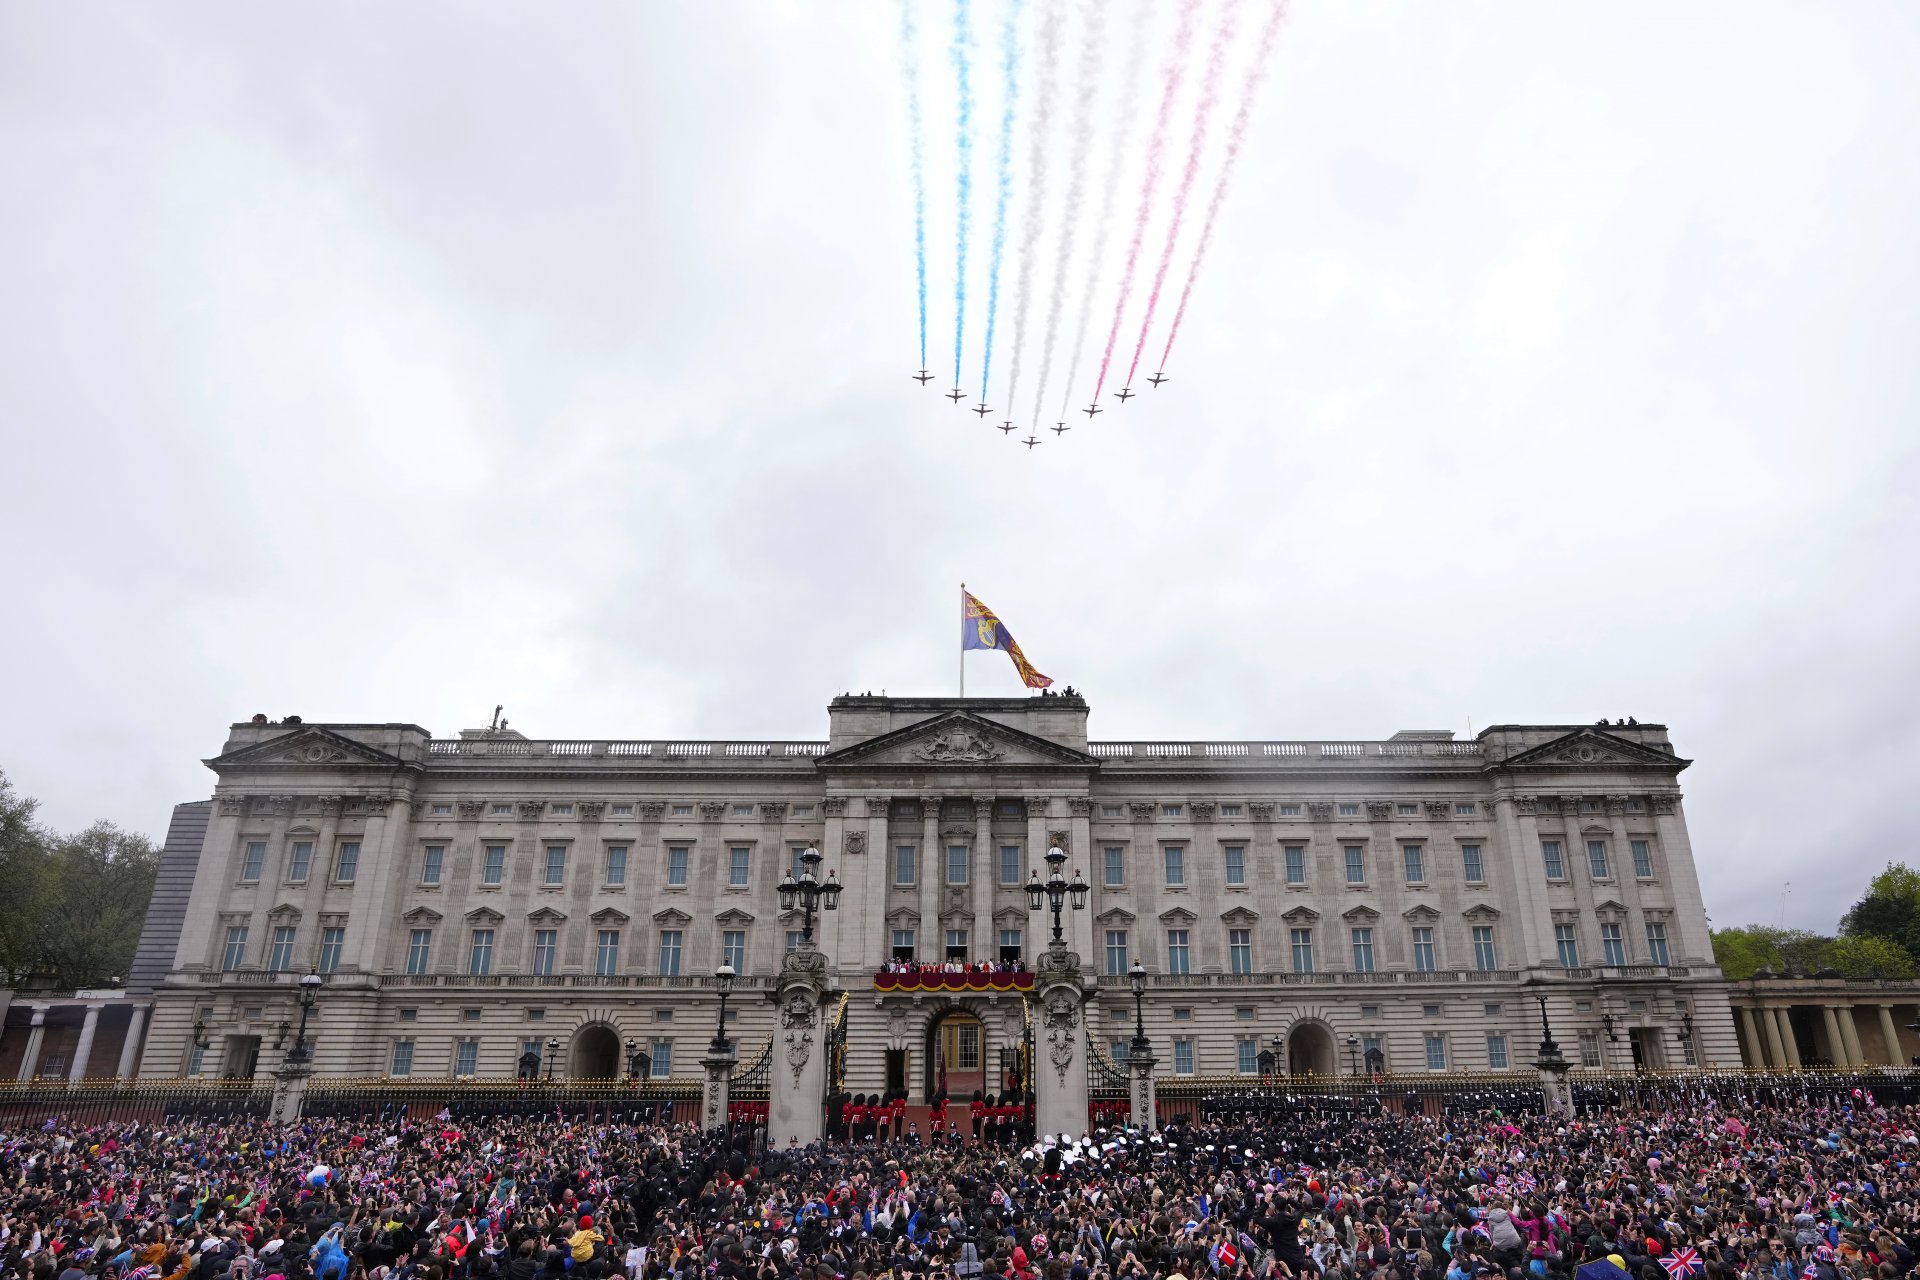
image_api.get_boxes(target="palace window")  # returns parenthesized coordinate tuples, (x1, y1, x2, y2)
(1472, 925, 1498, 971)
(222, 926, 248, 971)
(551, 803, 574, 816)
(1351, 927, 1375, 973)
(894, 845, 917, 885)
(1237, 1038, 1259, 1073)
(1600, 921, 1626, 966)
(605, 846, 628, 886)
(241, 842, 265, 883)
(1164, 846, 1185, 886)
(1221, 804, 1243, 817)
(454, 1041, 479, 1078)
(1344, 846, 1366, 884)
(1632, 840, 1655, 878)
(268, 926, 295, 972)
(406, 929, 432, 975)
(666, 847, 689, 886)
(1104, 930, 1129, 976)
(595, 929, 621, 976)
(1284, 845, 1306, 884)
(946, 845, 969, 885)
(1424, 1033, 1448, 1071)
(651, 1040, 673, 1076)
(482, 845, 506, 885)
(532, 929, 557, 976)
(1280, 804, 1301, 816)
(728, 846, 751, 887)
(1338, 803, 1360, 817)
(468, 929, 494, 976)
(1402, 845, 1425, 884)
(722, 930, 746, 971)
(421, 845, 444, 886)
(1228, 928, 1252, 974)
(1290, 928, 1315, 974)
(1000, 845, 1022, 885)
(1461, 844, 1484, 883)
(1486, 1033, 1509, 1069)
(1225, 845, 1246, 886)
(1173, 1038, 1194, 1075)
(1587, 840, 1611, 879)
(543, 845, 567, 886)
(288, 841, 312, 883)
(1455, 802, 1476, 816)
(318, 926, 344, 974)
(1166, 929, 1190, 975)
(390, 1040, 414, 1077)
(1555, 923, 1579, 968)
(1646, 922, 1671, 966)
(1397, 803, 1418, 816)
(658, 930, 683, 976)
(1541, 840, 1565, 880)
(1411, 926, 1436, 972)
(1103, 846, 1125, 886)
(334, 841, 359, 884)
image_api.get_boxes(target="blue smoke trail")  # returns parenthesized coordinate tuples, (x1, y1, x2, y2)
(951, 0, 974, 388)
(900, 2, 929, 371)
(976, 0, 1025, 404)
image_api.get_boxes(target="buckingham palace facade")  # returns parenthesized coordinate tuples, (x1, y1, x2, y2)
(132, 693, 1737, 1088)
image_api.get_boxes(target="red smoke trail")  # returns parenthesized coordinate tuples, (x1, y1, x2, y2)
(1090, 0, 1201, 405)
(1157, 0, 1288, 376)
(1125, 0, 1238, 390)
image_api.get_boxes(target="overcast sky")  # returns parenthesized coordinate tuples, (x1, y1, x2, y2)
(2, 2, 1916, 935)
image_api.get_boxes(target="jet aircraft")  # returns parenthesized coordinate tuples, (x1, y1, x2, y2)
(973, 404, 993, 417)
(947, 388, 966, 403)
(1083, 403, 1103, 417)
(1051, 423, 1070, 436)
(1115, 387, 1135, 403)
(1023, 436, 1041, 449)
(998, 421, 1016, 434)
(1147, 373, 1169, 387)
(914, 370, 933, 384)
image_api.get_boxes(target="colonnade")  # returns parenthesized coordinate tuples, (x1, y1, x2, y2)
(1734, 999, 1909, 1068)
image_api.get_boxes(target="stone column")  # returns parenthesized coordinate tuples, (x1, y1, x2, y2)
(1821, 1006, 1846, 1066)
(115, 1004, 149, 1079)
(972, 799, 995, 960)
(700, 1043, 737, 1132)
(1737, 1006, 1765, 1067)
(16, 1007, 48, 1081)
(1878, 1004, 1904, 1066)
(1775, 1007, 1802, 1068)
(768, 945, 830, 1148)
(1127, 1045, 1158, 1130)
(1536, 1044, 1574, 1119)
(1837, 1006, 1865, 1068)
(1033, 944, 1090, 1140)
(269, 1059, 313, 1122)
(1760, 1005, 1786, 1067)
(68, 1006, 102, 1083)
(345, 795, 405, 972)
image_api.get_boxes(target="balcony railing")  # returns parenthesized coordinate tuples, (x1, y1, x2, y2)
(184, 970, 775, 991)
(1087, 741, 1483, 762)
(424, 740, 830, 762)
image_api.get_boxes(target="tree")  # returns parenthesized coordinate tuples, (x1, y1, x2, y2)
(0, 769, 54, 983)
(1827, 933, 1916, 980)
(35, 821, 159, 989)
(1840, 863, 1920, 962)
(1710, 925, 1834, 979)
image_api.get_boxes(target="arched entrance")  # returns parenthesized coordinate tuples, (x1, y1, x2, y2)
(924, 1008, 987, 1102)
(1287, 1021, 1336, 1076)
(570, 1024, 621, 1080)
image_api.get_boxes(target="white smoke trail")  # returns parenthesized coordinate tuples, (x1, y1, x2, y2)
(1000, 0, 1063, 418)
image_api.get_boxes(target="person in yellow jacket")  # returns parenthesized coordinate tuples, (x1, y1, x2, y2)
(569, 1215, 604, 1265)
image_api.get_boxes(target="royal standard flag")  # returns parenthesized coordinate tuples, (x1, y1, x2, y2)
(962, 589, 1053, 689)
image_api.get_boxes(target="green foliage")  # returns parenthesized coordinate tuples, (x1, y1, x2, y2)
(1840, 862, 1920, 959)
(1711, 925, 1832, 979)
(0, 769, 160, 988)
(1828, 933, 1916, 980)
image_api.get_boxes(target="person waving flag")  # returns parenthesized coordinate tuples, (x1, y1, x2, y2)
(961, 586, 1053, 691)
(1661, 1249, 1703, 1280)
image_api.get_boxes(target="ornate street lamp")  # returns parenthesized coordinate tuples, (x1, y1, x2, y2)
(711, 963, 737, 1053)
(1025, 845, 1089, 945)
(777, 846, 842, 944)
(1344, 1034, 1361, 1076)
(290, 968, 323, 1065)
(625, 1038, 647, 1082)
(1128, 961, 1151, 1057)
(544, 1036, 560, 1083)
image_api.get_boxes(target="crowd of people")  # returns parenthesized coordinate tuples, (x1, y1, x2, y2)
(4, 1087, 1918, 1280)
(875, 960, 1031, 978)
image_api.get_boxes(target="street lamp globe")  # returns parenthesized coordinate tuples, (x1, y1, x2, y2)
(1128, 961, 1147, 997)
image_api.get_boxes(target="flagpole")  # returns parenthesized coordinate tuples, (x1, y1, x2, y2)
(958, 582, 966, 698)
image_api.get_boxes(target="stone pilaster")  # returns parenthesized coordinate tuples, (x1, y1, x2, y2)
(16, 1006, 47, 1081)
(768, 945, 830, 1148)
(1033, 943, 1090, 1139)
(68, 1005, 102, 1083)
(1127, 1046, 1158, 1130)
(116, 1004, 149, 1079)
(269, 1060, 313, 1122)
(700, 1044, 737, 1132)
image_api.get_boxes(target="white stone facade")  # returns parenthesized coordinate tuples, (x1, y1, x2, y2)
(141, 695, 1737, 1087)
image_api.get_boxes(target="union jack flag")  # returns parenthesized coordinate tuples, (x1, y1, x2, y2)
(1660, 1249, 1702, 1279)
(1515, 1173, 1537, 1194)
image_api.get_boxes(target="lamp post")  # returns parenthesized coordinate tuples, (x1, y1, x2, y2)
(1534, 993, 1572, 1118)
(625, 1038, 648, 1082)
(777, 846, 843, 945)
(545, 1037, 560, 1083)
(1024, 845, 1089, 946)
(711, 963, 736, 1053)
(1344, 1034, 1360, 1076)
(1678, 1011, 1696, 1068)
(1125, 959, 1158, 1130)
(1128, 961, 1150, 1055)
(291, 968, 323, 1065)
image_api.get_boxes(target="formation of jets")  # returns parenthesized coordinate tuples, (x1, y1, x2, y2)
(916, 368, 1170, 446)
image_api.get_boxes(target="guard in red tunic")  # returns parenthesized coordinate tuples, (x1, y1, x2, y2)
(969, 1089, 987, 1143)
(889, 1092, 907, 1141)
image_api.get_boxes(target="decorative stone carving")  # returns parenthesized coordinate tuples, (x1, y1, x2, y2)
(284, 741, 345, 764)
(1128, 802, 1157, 822)
(1651, 794, 1680, 815)
(362, 795, 394, 816)
(218, 795, 247, 816)
(760, 802, 787, 823)
(1042, 989, 1080, 1085)
(1307, 802, 1334, 822)
(699, 802, 727, 822)
(1034, 944, 1082, 989)
(1604, 795, 1630, 814)
(780, 989, 817, 1084)
(1048, 830, 1071, 853)
(269, 795, 295, 816)
(975, 799, 996, 820)
(1188, 802, 1217, 823)
(887, 1010, 908, 1043)
(1365, 800, 1393, 820)
(1025, 796, 1051, 816)
(517, 800, 544, 820)
(1068, 798, 1093, 818)
(940, 825, 976, 841)
(912, 729, 1002, 763)
(577, 801, 606, 820)
(866, 797, 890, 818)
(638, 801, 667, 820)
(1425, 800, 1452, 820)
(1558, 744, 1618, 764)
(1248, 802, 1275, 821)
(1516, 795, 1538, 815)
(457, 800, 486, 820)
(409, 800, 431, 819)
(844, 831, 868, 856)
(822, 797, 848, 817)
(943, 886, 970, 916)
